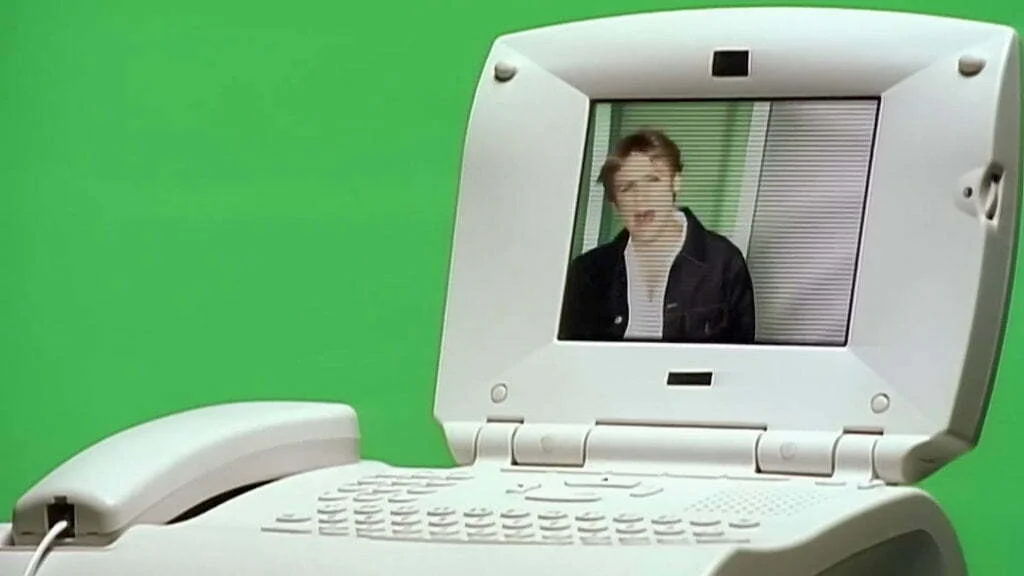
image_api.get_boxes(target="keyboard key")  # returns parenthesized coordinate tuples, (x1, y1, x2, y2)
(353, 494, 383, 503)
(697, 537, 750, 545)
(616, 524, 647, 535)
(466, 518, 496, 529)
(729, 519, 760, 529)
(693, 528, 725, 538)
(657, 537, 692, 545)
(654, 525, 686, 536)
(355, 515, 385, 526)
(577, 524, 608, 534)
(629, 485, 664, 498)
(652, 515, 682, 525)
(538, 511, 569, 521)
(465, 508, 493, 518)
(576, 512, 605, 522)
(261, 525, 312, 535)
(317, 504, 346, 514)
(275, 513, 311, 523)
(391, 506, 419, 516)
(538, 521, 571, 532)
(564, 478, 641, 489)
(318, 527, 349, 537)
(429, 517, 459, 528)
(427, 507, 456, 516)
(613, 513, 643, 523)
(391, 517, 421, 527)
(501, 509, 531, 519)
(503, 519, 532, 530)
(354, 505, 383, 515)
(318, 515, 348, 525)
(506, 483, 542, 494)
(388, 495, 417, 504)
(619, 537, 651, 546)
(689, 517, 721, 527)
(581, 536, 613, 545)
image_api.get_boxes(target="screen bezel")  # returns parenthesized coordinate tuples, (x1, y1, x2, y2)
(433, 7, 1019, 451)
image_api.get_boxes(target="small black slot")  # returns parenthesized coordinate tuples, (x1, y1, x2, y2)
(667, 371, 713, 386)
(712, 50, 750, 77)
(46, 497, 75, 539)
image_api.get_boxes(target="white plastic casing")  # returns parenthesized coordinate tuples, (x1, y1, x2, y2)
(433, 7, 1020, 480)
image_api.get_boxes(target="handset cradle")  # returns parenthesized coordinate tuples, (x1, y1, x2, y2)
(11, 401, 360, 546)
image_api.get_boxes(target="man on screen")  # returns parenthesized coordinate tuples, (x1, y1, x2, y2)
(559, 129, 756, 344)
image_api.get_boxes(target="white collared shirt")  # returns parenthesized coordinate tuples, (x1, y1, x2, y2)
(624, 211, 688, 340)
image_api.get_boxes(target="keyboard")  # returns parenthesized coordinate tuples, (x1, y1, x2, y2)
(256, 467, 881, 546)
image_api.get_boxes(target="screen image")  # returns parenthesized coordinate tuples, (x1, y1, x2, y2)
(558, 99, 879, 346)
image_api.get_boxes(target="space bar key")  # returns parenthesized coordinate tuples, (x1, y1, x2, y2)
(524, 491, 602, 503)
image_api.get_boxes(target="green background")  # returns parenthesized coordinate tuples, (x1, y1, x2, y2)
(0, 0, 1019, 573)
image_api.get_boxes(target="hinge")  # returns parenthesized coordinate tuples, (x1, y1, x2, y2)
(756, 430, 880, 481)
(445, 421, 884, 482)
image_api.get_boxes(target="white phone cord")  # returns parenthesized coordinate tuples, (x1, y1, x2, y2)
(21, 520, 67, 576)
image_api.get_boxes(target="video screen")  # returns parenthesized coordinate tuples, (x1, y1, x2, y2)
(558, 99, 879, 346)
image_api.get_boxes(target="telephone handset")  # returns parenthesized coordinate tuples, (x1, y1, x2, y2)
(10, 401, 361, 547)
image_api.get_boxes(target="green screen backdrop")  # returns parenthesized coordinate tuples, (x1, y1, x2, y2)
(0, 1, 1020, 573)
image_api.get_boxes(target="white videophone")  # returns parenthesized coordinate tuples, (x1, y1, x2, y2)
(1, 7, 1019, 576)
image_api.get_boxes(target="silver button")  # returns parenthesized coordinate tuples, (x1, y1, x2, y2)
(616, 524, 647, 535)
(576, 512, 605, 522)
(388, 495, 417, 504)
(614, 513, 643, 523)
(693, 528, 725, 538)
(353, 494, 383, 503)
(354, 505, 383, 515)
(391, 517, 421, 527)
(427, 507, 456, 516)
(318, 527, 349, 537)
(318, 514, 348, 525)
(654, 525, 687, 536)
(465, 507, 493, 518)
(317, 504, 346, 514)
(577, 524, 608, 534)
(391, 506, 419, 516)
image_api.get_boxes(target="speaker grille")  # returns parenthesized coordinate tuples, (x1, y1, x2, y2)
(684, 486, 834, 517)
